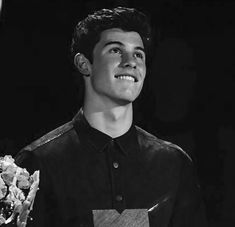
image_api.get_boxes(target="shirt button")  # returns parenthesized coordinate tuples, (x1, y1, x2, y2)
(115, 195, 123, 202)
(113, 162, 119, 169)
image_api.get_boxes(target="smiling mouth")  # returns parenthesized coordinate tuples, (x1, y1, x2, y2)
(114, 74, 138, 82)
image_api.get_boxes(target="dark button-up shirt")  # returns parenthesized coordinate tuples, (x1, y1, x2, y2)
(14, 109, 207, 227)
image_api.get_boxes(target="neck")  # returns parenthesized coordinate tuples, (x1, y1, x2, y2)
(83, 102, 133, 138)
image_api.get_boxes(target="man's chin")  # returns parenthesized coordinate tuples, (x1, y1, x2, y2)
(114, 96, 137, 106)
(107, 91, 141, 106)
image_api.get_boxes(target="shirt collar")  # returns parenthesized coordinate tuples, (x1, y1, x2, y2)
(114, 123, 139, 156)
(72, 108, 139, 156)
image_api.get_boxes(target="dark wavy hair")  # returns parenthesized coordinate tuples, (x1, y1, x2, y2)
(71, 6, 152, 64)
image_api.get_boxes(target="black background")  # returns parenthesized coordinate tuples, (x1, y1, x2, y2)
(0, 0, 235, 226)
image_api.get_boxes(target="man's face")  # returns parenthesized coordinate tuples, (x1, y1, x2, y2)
(87, 28, 146, 105)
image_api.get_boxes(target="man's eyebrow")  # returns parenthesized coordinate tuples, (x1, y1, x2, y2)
(104, 41, 124, 47)
(104, 41, 145, 53)
(136, 46, 145, 53)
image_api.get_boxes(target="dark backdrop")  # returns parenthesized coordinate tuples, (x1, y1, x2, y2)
(0, 0, 235, 226)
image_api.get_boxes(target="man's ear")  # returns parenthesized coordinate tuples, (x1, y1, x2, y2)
(74, 53, 91, 76)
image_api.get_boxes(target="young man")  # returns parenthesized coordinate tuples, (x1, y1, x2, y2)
(14, 6, 207, 227)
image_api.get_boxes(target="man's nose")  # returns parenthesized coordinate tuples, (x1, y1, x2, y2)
(120, 53, 137, 68)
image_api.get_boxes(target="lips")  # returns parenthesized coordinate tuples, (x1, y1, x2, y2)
(114, 74, 138, 82)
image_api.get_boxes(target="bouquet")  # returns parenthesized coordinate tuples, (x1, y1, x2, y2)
(0, 155, 39, 226)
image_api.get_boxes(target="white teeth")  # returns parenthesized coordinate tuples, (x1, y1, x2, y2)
(117, 75, 135, 82)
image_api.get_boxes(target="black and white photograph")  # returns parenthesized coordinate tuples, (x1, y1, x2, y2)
(0, 0, 234, 226)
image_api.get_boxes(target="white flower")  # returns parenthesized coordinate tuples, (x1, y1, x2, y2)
(0, 155, 40, 226)
(0, 177, 7, 200)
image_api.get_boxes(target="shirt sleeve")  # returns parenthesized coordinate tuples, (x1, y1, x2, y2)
(170, 155, 208, 227)
(13, 149, 62, 227)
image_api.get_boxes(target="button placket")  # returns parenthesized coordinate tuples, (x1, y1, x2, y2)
(109, 140, 125, 210)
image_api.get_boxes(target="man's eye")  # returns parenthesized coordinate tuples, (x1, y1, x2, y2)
(135, 52, 144, 59)
(110, 48, 121, 54)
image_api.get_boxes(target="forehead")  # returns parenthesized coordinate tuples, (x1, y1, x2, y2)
(97, 28, 144, 49)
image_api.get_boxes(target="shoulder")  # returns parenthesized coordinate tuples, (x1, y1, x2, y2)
(15, 121, 76, 173)
(135, 125, 193, 163)
(23, 121, 74, 152)
(15, 121, 75, 169)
